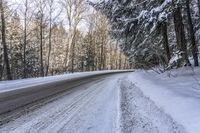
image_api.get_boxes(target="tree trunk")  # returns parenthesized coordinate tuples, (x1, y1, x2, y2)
(0, 64, 4, 80)
(160, 0, 170, 64)
(65, 28, 73, 72)
(123, 57, 127, 69)
(100, 44, 103, 70)
(71, 28, 77, 73)
(186, 0, 199, 66)
(197, 0, 200, 18)
(173, 7, 190, 66)
(40, 15, 44, 77)
(66, 23, 78, 72)
(23, 0, 28, 78)
(161, 22, 171, 63)
(71, 40, 75, 73)
(0, 0, 12, 80)
(119, 51, 122, 69)
(114, 43, 118, 69)
(46, 9, 52, 76)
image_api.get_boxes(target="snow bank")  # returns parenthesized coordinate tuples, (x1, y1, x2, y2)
(128, 67, 200, 133)
(119, 78, 186, 133)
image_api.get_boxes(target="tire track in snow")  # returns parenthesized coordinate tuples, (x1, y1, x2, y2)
(0, 78, 106, 133)
(0, 75, 122, 133)
(42, 80, 105, 133)
(0, 73, 186, 133)
(27, 82, 103, 133)
(56, 76, 121, 133)
(0, 77, 105, 125)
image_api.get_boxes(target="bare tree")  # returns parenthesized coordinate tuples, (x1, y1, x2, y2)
(0, 0, 129, 80)
(94, 12, 109, 70)
(46, 0, 53, 76)
(45, 0, 62, 76)
(23, 0, 28, 78)
(61, 0, 86, 72)
(35, 0, 47, 77)
(15, 0, 35, 78)
(0, 0, 12, 80)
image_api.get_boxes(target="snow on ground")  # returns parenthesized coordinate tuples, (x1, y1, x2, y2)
(127, 67, 200, 133)
(1, 68, 199, 133)
(0, 75, 122, 133)
(119, 78, 186, 133)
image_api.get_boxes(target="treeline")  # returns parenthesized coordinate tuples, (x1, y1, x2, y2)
(0, 0, 130, 80)
(91, 0, 200, 70)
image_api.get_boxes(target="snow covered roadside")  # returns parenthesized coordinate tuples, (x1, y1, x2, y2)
(119, 78, 186, 133)
(127, 67, 200, 133)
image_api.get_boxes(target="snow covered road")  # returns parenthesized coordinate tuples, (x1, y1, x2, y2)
(0, 72, 188, 133)
(0, 75, 122, 133)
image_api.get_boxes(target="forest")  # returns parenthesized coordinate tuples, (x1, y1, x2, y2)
(0, 0, 130, 80)
(91, 0, 200, 70)
(1, 0, 200, 80)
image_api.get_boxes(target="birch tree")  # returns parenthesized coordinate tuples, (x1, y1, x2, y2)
(61, 0, 86, 72)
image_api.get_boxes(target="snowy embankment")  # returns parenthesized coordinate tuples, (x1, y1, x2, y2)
(119, 79, 186, 133)
(127, 67, 200, 133)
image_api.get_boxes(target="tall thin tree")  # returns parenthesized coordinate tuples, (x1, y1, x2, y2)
(23, 0, 28, 78)
(173, 6, 190, 65)
(186, 0, 199, 66)
(0, 0, 12, 80)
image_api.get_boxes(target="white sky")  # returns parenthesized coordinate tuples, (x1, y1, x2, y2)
(7, 0, 99, 32)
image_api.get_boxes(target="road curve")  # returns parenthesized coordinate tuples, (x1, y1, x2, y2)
(0, 72, 188, 133)
(0, 73, 127, 133)
(0, 71, 132, 115)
